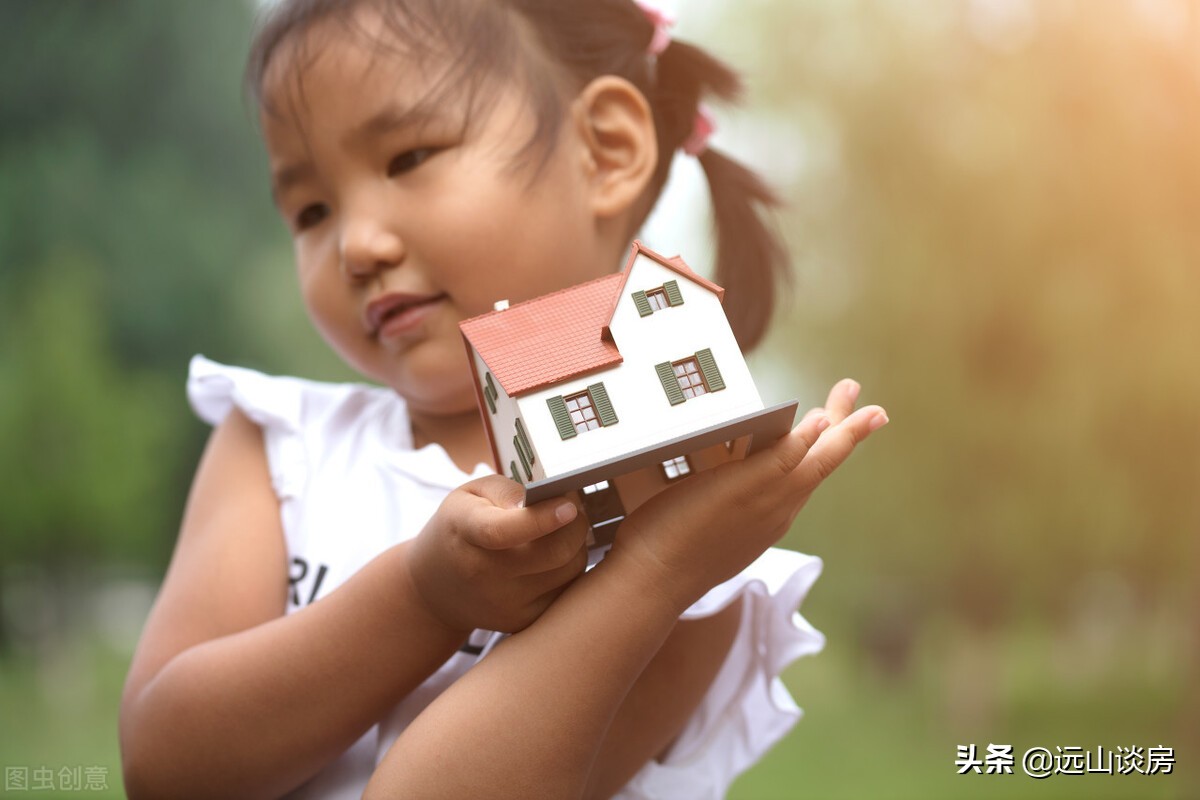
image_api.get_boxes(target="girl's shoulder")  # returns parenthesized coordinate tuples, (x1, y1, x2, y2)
(187, 354, 405, 436)
(186, 355, 411, 500)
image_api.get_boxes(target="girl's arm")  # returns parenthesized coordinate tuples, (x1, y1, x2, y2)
(119, 409, 465, 798)
(367, 387, 886, 800)
(584, 596, 743, 798)
(366, 541, 722, 800)
(120, 408, 584, 799)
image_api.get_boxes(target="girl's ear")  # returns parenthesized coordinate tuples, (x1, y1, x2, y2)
(571, 76, 658, 221)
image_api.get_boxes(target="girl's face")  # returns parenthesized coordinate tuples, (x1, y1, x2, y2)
(261, 18, 615, 417)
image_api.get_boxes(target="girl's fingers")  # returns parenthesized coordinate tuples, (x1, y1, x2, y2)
(464, 483, 580, 550)
(792, 404, 887, 491)
(509, 515, 590, 576)
(750, 407, 831, 481)
(520, 539, 589, 592)
(823, 378, 861, 425)
(799, 406, 829, 426)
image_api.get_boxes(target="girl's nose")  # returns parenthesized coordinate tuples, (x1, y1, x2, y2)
(339, 216, 405, 281)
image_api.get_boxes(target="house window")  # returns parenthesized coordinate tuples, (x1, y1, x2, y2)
(661, 456, 691, 480)
(566, 391, 601, 433)
(674, 358, 708, 399)
(655, 348, 726, 406)
(548, 383, 618, 439)
(632, 280, 683, 317)
(582, 480, 610, 494)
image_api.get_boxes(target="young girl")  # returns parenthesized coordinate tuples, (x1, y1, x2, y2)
(119, 1, 887, 797)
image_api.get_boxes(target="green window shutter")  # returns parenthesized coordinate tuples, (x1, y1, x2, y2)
(695, 348, 725, 392)
(515, 418, 534, 464)
(514, 436, 532, 480)
(483, 385, 496, 414)
(510, 461, 522, 482)
(547, 395, 577, 439)
(483, 373, 499, 413)
(588, 382, 618, 426)
(663, 279, 683, 306)
(655, 362, 687, 405)
(632, 290, 653, 317)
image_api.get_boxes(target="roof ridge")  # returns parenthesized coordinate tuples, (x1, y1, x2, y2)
(631, 240, 725, 297)
(461, 271, 624, 330)
(607, 240, 725, 326)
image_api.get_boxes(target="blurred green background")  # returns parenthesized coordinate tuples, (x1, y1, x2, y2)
(1, 1, 1196, 798)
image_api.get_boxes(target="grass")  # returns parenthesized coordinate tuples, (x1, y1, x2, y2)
(0, 618, 1191, 799)
(729, 620, 1193, 800)
(0, 639, 127, 799)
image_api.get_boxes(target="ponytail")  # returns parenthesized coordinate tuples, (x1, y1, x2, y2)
(646, 33, 790, 351)
(697, 148, 789, 351)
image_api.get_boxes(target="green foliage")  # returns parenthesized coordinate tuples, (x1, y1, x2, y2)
(0, 0, 285, 372)
(0, 1, 348, 575)
(696, 2, 1200, 791)
(0, 254, 179, 565)
(706, 0, 1200, 625)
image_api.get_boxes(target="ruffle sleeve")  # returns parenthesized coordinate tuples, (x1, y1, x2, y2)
(616, 548, 825, 800)
(186, 355, 308, 500)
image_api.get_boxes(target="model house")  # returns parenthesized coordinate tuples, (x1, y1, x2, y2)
(459, 240, 797, 546)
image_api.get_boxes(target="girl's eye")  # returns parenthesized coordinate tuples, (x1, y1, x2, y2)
(294, 203, 329, 231)
(388, 148, 437, 177)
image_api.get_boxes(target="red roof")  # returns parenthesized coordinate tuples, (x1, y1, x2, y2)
(460, 273, 625, 397)
(460, 241, 723, 397)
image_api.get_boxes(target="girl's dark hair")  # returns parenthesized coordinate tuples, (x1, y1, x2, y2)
(247, 0, 789, 350)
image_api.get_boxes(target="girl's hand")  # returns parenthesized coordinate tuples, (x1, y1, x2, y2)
(610, 379, 887, 612)
(407, 476, 589, 634)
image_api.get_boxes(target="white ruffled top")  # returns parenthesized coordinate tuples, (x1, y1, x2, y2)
(187, 355, 825, 800)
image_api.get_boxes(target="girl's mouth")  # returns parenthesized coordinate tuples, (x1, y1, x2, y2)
(366, 292, 449, 339)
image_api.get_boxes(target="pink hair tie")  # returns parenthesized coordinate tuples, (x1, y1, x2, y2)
(682, 106, 715, 157)
(635, 1, 674, 57)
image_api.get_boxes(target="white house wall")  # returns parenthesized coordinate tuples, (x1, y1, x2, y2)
(470, 346, 545, 483)
(519, 254, 764, 478)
